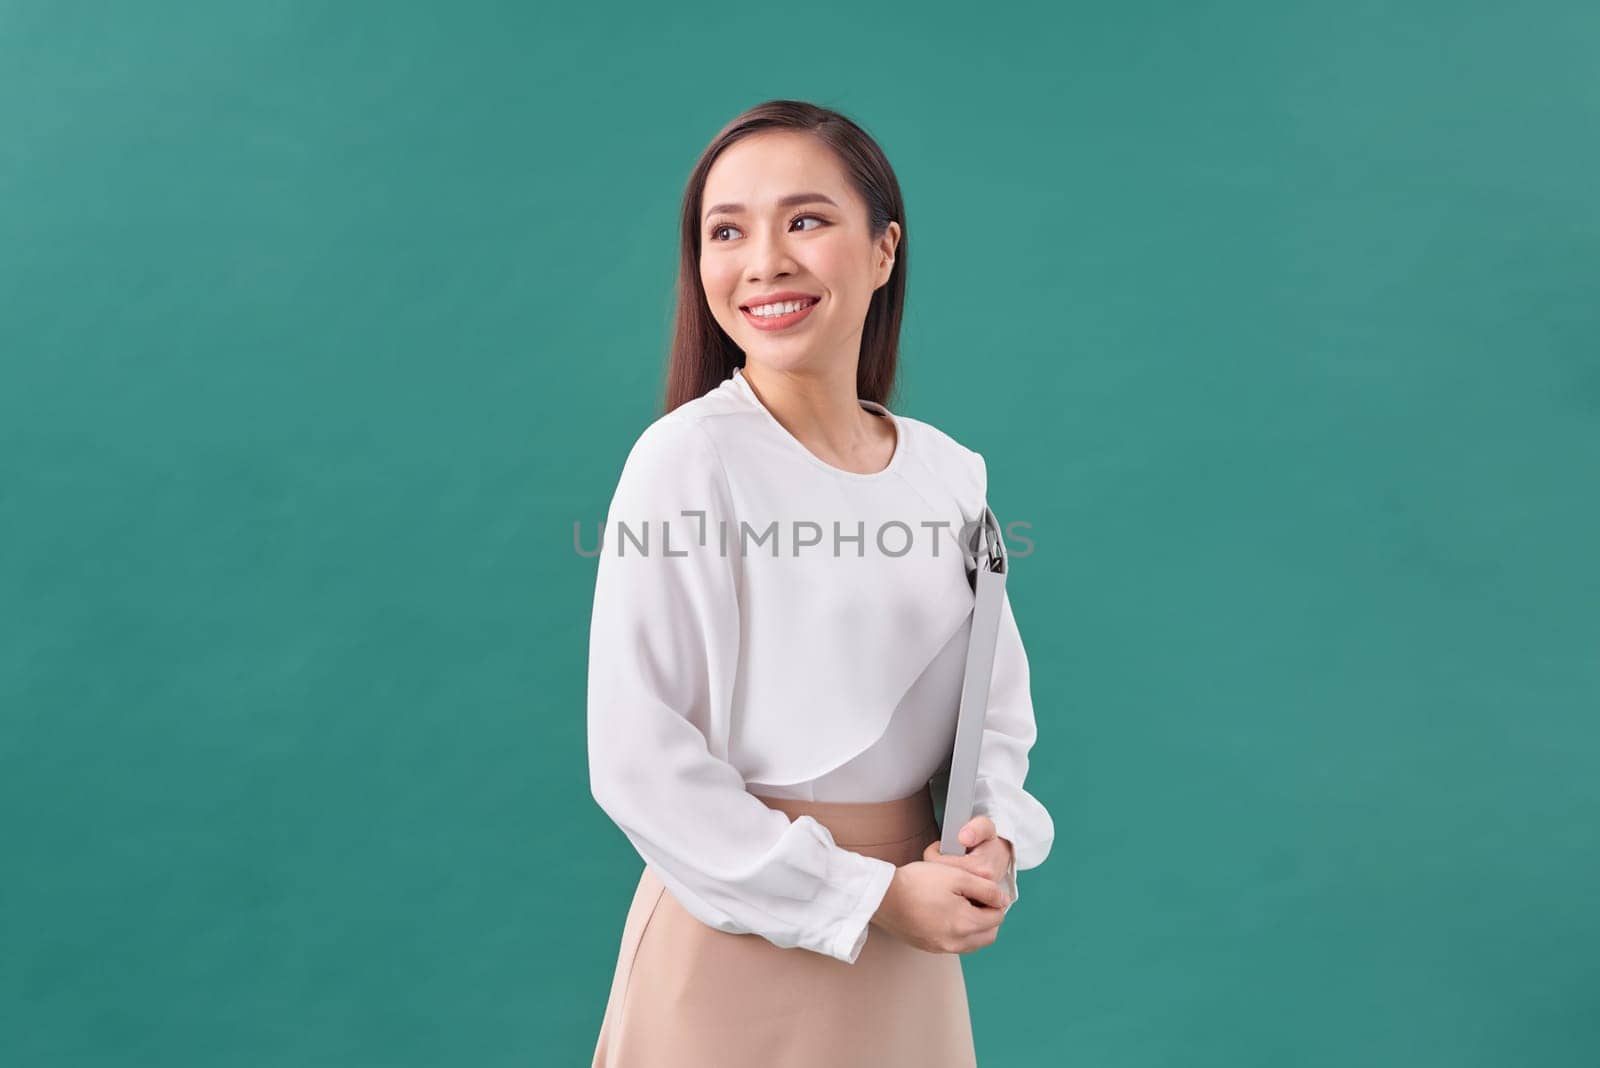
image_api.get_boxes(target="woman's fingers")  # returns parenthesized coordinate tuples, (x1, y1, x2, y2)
(923, 838, 1006, 884)
(959, 815, 997, 847)
(961, 871, 1009, 912)
(923, 839, 980, 866)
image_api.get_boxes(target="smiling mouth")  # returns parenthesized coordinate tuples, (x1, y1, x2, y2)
(740, 296, 821, 331)
(741, 296, 821, 316)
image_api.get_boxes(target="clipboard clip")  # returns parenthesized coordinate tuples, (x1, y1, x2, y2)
(963, 504, 1007, 591)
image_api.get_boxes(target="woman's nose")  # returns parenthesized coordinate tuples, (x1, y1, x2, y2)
(746, 229, 797, 280)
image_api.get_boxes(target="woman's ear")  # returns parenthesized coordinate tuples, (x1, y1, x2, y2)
(876, 221, 901, 279)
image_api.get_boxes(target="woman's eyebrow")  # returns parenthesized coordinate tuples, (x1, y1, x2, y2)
(703, 192, 839, 223)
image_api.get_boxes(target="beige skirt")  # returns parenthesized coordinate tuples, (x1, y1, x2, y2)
(591, 783, 976, 1067)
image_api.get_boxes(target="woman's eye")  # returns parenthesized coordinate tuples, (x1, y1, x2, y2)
(708, 215, 826, 242)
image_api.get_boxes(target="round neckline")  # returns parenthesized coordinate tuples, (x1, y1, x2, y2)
(731, 366, 904, 481)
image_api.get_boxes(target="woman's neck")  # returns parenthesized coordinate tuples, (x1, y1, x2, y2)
(741, 361, 891, 467)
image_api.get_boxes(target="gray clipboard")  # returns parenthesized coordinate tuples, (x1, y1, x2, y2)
(938, 503, 1008, 856)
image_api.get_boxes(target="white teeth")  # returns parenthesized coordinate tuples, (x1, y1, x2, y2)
(748, 298, 816, 317)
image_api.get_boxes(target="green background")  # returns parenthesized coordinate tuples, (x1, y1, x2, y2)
(4, 1, 1597, 1064)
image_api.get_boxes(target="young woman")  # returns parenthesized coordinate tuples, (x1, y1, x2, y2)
(587, 99, 1054, 1067)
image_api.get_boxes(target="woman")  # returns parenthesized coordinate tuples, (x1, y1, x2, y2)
(587, 99, 1054, 1067)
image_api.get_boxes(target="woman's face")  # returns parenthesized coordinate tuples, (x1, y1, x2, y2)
(698, 131, 899, 376)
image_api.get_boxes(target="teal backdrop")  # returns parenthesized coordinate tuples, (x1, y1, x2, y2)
(3, 2, 1597, 1065)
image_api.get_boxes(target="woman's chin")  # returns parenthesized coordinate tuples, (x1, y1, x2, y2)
(744, 346, 828, 374)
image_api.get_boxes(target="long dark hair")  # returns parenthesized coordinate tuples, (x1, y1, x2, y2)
(663, 99, 909, 415)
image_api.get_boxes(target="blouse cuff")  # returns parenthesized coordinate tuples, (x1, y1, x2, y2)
(821, 849, 898, 965)
(977, 803, 1024, 908)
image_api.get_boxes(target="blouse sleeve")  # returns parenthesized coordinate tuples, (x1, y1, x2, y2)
(968, 449, 1056, 908)
(586, 415, 898, 964)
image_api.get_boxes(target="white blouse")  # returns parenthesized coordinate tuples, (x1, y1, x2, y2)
(586, 366, 1053, 964)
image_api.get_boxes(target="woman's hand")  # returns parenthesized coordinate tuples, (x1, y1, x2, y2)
(919, 815, 1015, 907)
(870, 860, 1007, 955)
